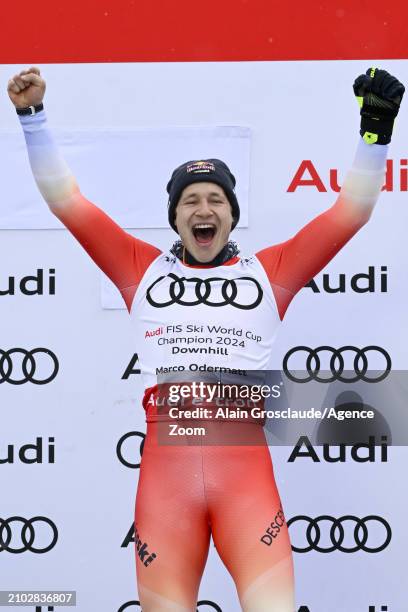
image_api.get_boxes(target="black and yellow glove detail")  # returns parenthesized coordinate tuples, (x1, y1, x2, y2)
(353, 67, 405, 145)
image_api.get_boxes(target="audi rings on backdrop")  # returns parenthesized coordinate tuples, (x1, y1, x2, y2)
(146, 273, 263, 310)
(287, 515, 392, 553)
(196, 602, 223, 611)
(0, 516, 58, 553)
(116, 432, 145, 469)
(0, 348, 59, 385)
(117, 603, 142, 611)
(118, 601, 222, 611)
(283, 345, 391, 383)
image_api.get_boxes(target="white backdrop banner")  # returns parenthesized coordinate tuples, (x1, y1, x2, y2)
(0, 126, 250, 229)
(0, 59, 407, 612)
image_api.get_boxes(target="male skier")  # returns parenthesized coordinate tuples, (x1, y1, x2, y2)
(7, 66, 404, 611)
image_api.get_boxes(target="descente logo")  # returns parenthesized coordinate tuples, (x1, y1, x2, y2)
(287, 159, 407, 192)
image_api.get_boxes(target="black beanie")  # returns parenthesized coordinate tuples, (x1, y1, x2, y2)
(166, 159, 240, 232)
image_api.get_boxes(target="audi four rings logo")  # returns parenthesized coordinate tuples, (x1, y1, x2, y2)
(118, 601, 222, 611)
(0, 517, 58, 553)
(283, 346, 391, 383)
(116, 432, 145, 469)
(146, 273, 263, 310)
(195, 601, 223, 611)
(287, 515, 391, 553)
(0, 348, 59, 385)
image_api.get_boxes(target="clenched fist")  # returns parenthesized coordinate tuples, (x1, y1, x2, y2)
(353, 67, 405, 145)
(7, 66, 46, 109)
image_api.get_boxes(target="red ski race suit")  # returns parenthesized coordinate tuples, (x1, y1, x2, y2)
(20, 110, 387, 611)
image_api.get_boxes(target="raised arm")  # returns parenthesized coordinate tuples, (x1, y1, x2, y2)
(256, 67, 405, 319)
(7, 67, 161, 311)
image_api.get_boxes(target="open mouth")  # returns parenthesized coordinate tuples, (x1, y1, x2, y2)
(192, 223, 217, 245)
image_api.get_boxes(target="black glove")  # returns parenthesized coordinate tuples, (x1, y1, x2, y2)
(353, 67, 405, 145)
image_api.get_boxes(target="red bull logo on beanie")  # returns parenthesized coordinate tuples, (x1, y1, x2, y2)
(187, 161, 215, 174)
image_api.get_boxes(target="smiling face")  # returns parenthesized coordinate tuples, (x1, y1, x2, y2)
(174, 182, 234, 263)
